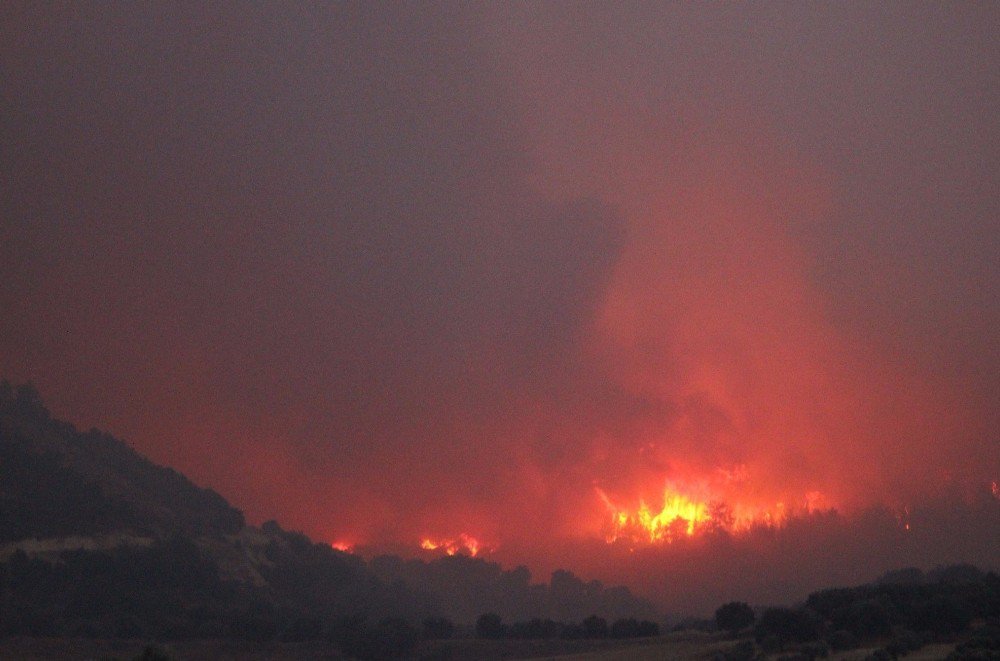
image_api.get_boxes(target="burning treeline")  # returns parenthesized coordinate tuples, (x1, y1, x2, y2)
(597, 482, 831, 545)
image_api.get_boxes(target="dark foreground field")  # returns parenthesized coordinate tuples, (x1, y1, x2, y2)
(0, 631, 708, 660)
(0, 634, 673, 661)
(0, 635, 658, 660)
(0, 632, 961, 661)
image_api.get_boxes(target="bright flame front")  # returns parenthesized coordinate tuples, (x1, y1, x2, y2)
(599, 479, 831, 544)
(601, 489, 711, 542)
(420, 533, 482, 556)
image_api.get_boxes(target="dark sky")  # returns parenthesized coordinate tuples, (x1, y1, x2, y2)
(2, 2, 997, 594)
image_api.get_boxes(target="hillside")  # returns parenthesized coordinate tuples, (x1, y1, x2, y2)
(0, 382, 244, 543)
(0, 381, 656, 653)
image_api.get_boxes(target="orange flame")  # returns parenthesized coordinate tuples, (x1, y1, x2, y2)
(420, 533, 482, 556)
(598, 478, 831, 544)
(330, 541, 353, 552)
(599, 488, 710, 542)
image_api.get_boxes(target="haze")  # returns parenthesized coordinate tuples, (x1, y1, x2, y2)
(2, 3, 997, 612)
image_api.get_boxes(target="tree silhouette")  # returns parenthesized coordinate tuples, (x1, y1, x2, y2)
(755, 607, 820, 648)
(582, 614, 609, 638)
(476, 612, 504, 639)
(422, 616, 454, 639)
(716, 601, 755, 633)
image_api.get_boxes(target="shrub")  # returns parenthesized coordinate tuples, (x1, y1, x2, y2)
(911, 595, 974, 635)
(833, 599, 892, 639)
(862, 649, 892, 661)
(885, 628, 927, 657)
(800, 641, 830, 660)
(716, 601, 756, 633)
(475, 613, 504, 639)
(582, 614, 609, 638)
(134, 646, 174, 661)
(715, 639, 757, 661)
(422, 616, 455, 640)
(948, 624, 1000, 659)
(825, 629, 859, 651)
(755, 608, 821, 647)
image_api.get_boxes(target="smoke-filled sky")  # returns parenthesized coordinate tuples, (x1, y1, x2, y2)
(2, 2, 997, 596)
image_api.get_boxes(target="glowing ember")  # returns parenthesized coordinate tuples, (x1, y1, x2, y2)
(330, 541, 353, 552)
(420, 533, 482, 556)
(897, 505, 912, 533)
(598, 479, 831, 544)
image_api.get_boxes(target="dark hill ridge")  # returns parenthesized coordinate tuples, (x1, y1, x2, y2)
(0, 380, 657, 644)
(0, 382, 244, 542)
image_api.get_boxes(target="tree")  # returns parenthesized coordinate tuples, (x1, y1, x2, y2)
(609, 618, 659, 638)
(716, 601, 755, 633)
(476, 612, 504, 639)
(13, 382, 48, 419)
(754, 607, 821, 648)
(832, 599, 891, 638)
(911, 594, 973, 635)
(422, 616, 454, 640)
(582, 614, 609, 638)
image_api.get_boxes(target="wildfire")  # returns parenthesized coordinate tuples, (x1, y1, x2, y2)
(598, 479, 831, 544)
(419, 533, 482, 556)
(600, 489, 710, 542)
(330, 541, 354, 552)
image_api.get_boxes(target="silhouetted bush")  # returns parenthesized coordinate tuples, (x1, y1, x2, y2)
(279, 616, 324, 642)
(329, 616, 418, 661)
(885, 628, 927, 657)
(476, 612, 504, 639)
(639, 619, 660, 637)
(825, 629, 858, 651)
(609, 617, 659, 638)
(877, 568, 924, 586)
(509, 618, 561, 639)
(366, 618, 419, 660)
(134, 645, 174, 661)
(672, 616, 717, 632)
(716, 601, 755, 633)
(799, 641, 830, 660)
(806, 588, 859, 620)
(929, 564, 985, 585)
(231, 599, 279, 642)
(832, 599, 891, 638)
(948, 624, 1000, 660)
(911, 594, 974, 635)
(422, 616, 455, 639)
(862, 649, 892, 661)
(755, 608, 821, 648)
(582, 614, 609, 638)
(715, 639, 757, 661)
